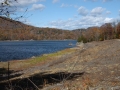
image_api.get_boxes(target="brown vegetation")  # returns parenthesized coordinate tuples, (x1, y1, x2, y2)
(1, 16, 120, 43)
(0, 16, 84, 40)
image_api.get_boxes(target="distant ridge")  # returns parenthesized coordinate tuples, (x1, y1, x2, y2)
(0, 16, 84, 40)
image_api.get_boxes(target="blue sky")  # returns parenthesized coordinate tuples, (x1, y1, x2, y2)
(2, 0, 120, 30)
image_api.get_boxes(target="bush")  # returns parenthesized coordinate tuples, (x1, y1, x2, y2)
(77, 35, 87, 43)
(99, 35, 104, 41)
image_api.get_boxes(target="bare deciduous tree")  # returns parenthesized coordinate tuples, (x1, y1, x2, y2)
(0, 0, 18, 18)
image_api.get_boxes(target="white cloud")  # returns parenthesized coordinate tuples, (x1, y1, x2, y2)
(49, 19, 78, 30)
(106, 11, 111, 15)
(0, 0, 4, 3)
(11, 0, 38, 6)
(78, 6, 89, 16)
(0, 0, 46, 13)
(52, 0, 59, 3)
(53, 6, 113, 29)
(30, 4, 45, 11)
(104, 18, 113, 23)
(119, 10, 120, 15)
(91, 7, 105, 16)
(84, 0, 113, 2)
(60, 3, 68, 7)
(5, 0, 45, 6)
(18, 0, 38, 5)
(103, 0, 112, 2)
(18, 18, 32, 25)
(60, 3, 78, 8)
(39, 0, 46, 1)
(48, 15, 114, 30)
(60, 3, 72, 8)
(84, 0, 98, 2)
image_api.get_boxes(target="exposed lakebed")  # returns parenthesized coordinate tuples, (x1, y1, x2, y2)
(0, 40, 77, 61)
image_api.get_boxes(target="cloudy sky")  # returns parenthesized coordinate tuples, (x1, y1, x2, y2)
(5, 0, 120, 30)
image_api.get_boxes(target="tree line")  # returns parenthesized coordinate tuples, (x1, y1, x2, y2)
(77, 22, 120, 43)
(0, 16, 120, 41)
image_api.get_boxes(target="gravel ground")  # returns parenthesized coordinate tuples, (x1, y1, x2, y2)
(40, 39, 120, 90)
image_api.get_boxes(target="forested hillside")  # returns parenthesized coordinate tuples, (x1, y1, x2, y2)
(0, 16, 84, 40)
(1, 16, 120, 41)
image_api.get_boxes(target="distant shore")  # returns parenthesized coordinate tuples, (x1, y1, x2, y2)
(0, 39, 76, 41)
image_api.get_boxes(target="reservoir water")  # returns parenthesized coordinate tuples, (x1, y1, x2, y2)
(0, 40, 77, 61)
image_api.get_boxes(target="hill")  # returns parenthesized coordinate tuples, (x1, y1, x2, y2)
(1, 16, 120, 42)
(0, 16, 84, 40)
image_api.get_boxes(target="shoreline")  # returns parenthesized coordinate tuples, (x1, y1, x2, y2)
(0, 39, 120, 89)
(0, 46, 80, 84)
(0, 46, 78, 70)
(0, 39, 77, 42)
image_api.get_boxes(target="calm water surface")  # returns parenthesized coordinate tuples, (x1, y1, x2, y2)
(0, 40, 77, 61)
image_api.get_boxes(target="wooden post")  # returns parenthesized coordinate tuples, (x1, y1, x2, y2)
(8, 61, 9, 80)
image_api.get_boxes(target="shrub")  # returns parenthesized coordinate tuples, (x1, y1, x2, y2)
(77, 35, 87, 43)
